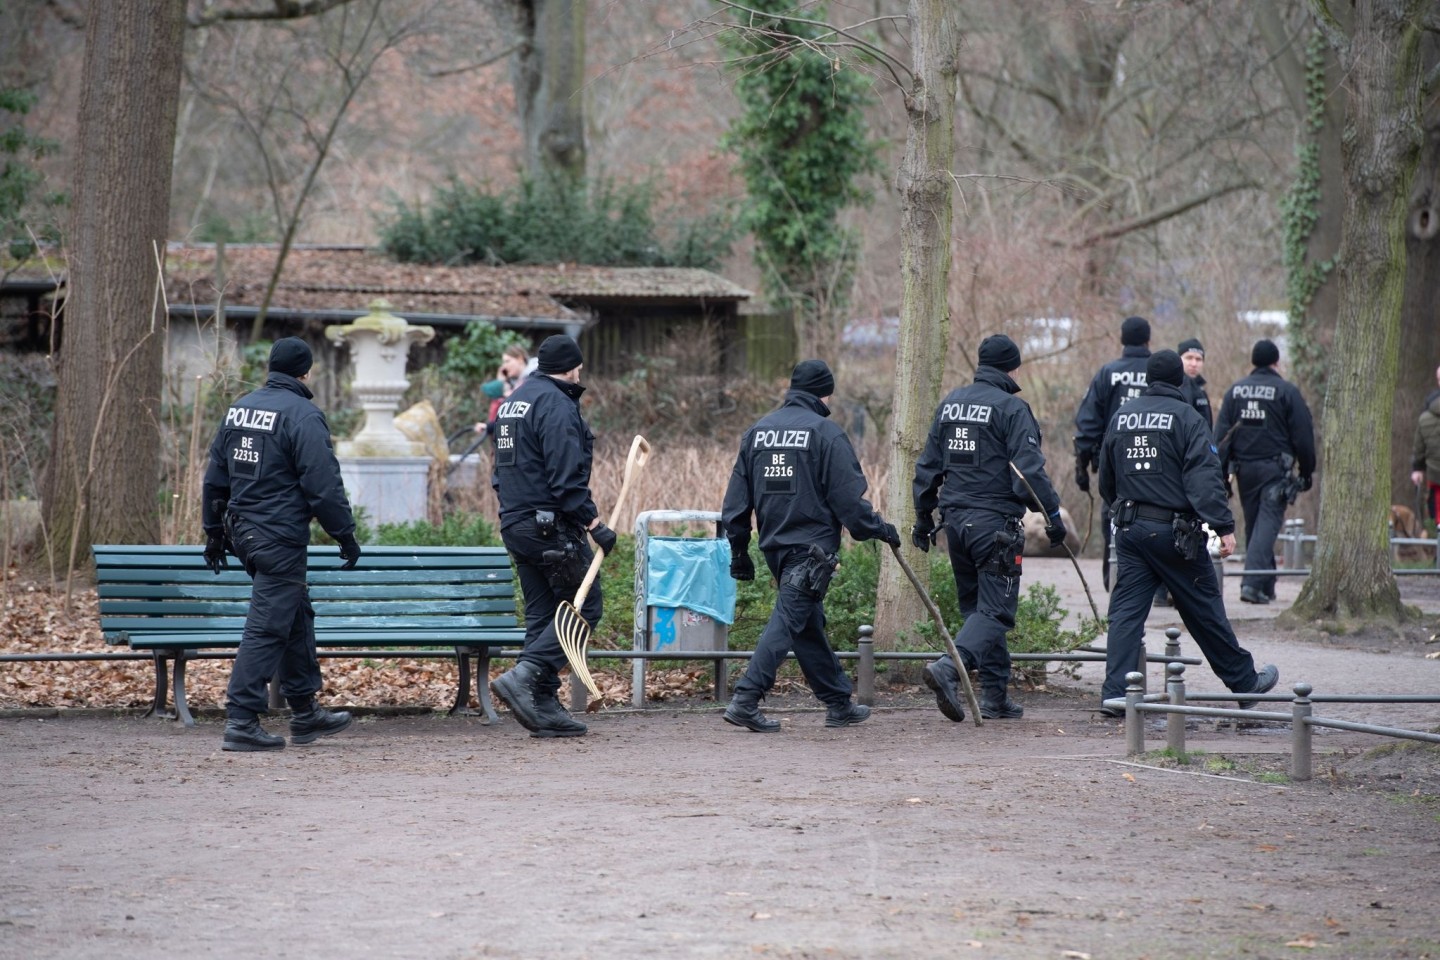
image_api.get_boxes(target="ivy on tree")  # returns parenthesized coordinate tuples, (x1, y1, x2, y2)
(720, 0, 878, 344)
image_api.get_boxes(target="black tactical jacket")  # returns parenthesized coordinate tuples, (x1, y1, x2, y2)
(491, 373, 599, 531)
(1073, 345, 1151, 456)
(1181, 374, 1213, 428)
(1099, 382, 1235, 536)
(202, 373, 354, 547)
(721, 391, 888, 556)
(913, 366, 1060, 521)
(1213, 366, 1316, 476)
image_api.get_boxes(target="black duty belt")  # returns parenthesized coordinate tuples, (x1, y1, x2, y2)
(1130, 502, 1184, 524)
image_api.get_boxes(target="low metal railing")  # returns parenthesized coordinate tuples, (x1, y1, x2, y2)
(1104, 663, 1440, 781)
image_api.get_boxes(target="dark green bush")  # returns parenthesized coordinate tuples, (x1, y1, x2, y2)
(378, 175, 736, 270)
(368, 511, 500, 548)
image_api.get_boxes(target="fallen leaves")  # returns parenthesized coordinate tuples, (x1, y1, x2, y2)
(0, 579, 728, 710)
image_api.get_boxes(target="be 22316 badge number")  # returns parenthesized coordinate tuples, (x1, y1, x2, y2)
(761, 450, 797, 495)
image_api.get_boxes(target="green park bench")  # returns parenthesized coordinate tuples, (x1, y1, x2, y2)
(94, 544, 525, 728)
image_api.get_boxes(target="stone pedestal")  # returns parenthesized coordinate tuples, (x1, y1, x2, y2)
(338, 456, 431, 527)
(327, 300, 436, 525)
(327, 300, 436, 459)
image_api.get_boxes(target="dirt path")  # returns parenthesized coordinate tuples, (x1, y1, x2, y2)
(3, 561, 1439, 959)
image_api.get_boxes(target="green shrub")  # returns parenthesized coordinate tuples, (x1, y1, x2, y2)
(516, 535, 1103, 681)
(368, 511, 500, 547)
(378, 175, 736, 269)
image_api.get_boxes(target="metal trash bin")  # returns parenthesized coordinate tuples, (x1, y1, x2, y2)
(632, 510, 735, 707)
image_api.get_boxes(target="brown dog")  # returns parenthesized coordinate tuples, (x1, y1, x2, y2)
(1390, 504, 1430, 561)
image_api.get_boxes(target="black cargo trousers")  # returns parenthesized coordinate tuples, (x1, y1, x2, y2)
(501, 514, 603, 690)
(224, 516, 322, 721)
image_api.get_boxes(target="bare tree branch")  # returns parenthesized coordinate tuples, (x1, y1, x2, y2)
(42, 0, 84, 29)
(427, 40, 525, 78)
(711, 0, 912, 87)
(188, 0, 361, 29)
(1304, 0, 1351, 58)
(1075, 181, 1261, 247)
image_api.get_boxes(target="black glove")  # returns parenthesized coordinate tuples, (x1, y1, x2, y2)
(730, 548, 755, 582)
(878, 522, 901, 548)
(1044, 512, 1067, 548)
(1298, 474, 1312, 492)
(1223, 474, 1234, 499)
(911, 512, 937, 553)
(203, 533, 228, 575)
(337, 534, 362, 571)
(590, 522, 617, 556)
(1074, 449, 1092, 492)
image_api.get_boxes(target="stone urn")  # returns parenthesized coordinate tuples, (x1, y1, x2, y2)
(327, 300, 436, 524)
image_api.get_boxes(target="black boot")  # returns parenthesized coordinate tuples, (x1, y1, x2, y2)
(723, 689, 780, 733)
(289, 703, 353, 744)
(824, 701, 871, 728)
(223, 717, 285, 752)
(531, 675, 587, 738)
(922, 659, 966, 723)
(980, 689, 1023, 719)
(490, 661, 547, 733)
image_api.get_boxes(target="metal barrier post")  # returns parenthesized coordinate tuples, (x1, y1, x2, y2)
(857, 625, 875, 706)
(1125, 671, 1146, 756)
(1135, 641, 1147, 695)
(1290, 682, 1314, 782)
(1163, 627, 1181, 662)
(1166, 661, 1187, 755)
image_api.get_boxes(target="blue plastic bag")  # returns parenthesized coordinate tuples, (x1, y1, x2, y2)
(646, 537, 737, 625)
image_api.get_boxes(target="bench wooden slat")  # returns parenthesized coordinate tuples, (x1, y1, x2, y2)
(103, 612, 519, 632)
(93, 550, 513, 571)
(126, 629, 524, 649)
(100, 583, 514, 601)
(99, 598, 517, 617)
(92, 545, 507, 557)
(95, 568, 513, 586)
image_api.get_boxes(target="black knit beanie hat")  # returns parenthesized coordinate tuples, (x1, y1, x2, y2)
(1251, 339, 1280, 368)
(1177, 338, 1204, 358)
(1120, 316, 1151, 346)
(977, 334, 1022, 372)
(537, 335, 584, 374)
(790, 359, 835, 397)
(269, 337, 313, 378)
(1146, 349, 1185, 387)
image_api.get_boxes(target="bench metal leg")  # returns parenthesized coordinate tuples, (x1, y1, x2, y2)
(449, 647, 497, 723)
(172, 653, 197, 728)
(144, 652, 178, 721)
(473, 647, 498, 723)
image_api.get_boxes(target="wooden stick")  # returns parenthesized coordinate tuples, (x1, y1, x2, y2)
(889, 544, 983, 727)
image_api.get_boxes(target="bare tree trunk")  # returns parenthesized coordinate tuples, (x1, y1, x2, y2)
(1391, 86, 1440, 506)
(1291, 0, 1424, 624)
(875, 0, 960, 661)
(44, 0, 185, 555)
(509, 0, 586, 183)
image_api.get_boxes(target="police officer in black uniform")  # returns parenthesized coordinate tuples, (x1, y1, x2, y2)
(1074, 316, 1152, 590)
(202, 337, 361, 752)
(488, 335, 616, 739)
(1213, 339, 1316, 605)
(1154, 337, 1212, 608)
(912, 335, 1066, 722)
(1178, 338, 1212, 428)
(720, 360, 898, 732)
(1098, 350, 1279, 716)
